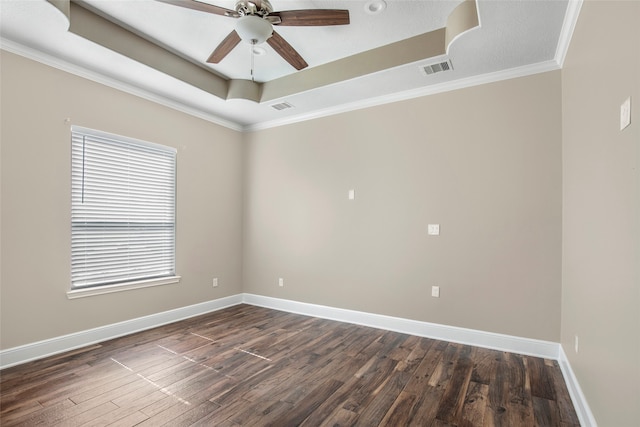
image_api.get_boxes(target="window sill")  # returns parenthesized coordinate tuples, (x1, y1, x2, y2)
(66, 276, 181, 299)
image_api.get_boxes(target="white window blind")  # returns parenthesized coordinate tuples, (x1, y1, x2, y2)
(71, 126, 176, 289)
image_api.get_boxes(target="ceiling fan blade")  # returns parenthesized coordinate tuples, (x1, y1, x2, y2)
(207, 30, 241, 63)
(267, 31, 308, 70)
(155, 0, 238, 17)
(271, 9, 349, 26)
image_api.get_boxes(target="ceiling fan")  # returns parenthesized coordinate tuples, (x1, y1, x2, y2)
(157, 0, 350, 71)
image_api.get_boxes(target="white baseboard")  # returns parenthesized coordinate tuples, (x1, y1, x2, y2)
(241, 293, 560, 359)
(0, 294, 243, 370)
(244, 294, 597, 424)
(1, 292, 594, 425)
(558, 345, 598, 427)
(1, 292, 558, 369)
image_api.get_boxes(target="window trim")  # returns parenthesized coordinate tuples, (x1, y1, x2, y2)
(66, 275, 181, 299)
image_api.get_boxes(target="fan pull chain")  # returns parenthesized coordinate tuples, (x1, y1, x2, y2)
(250, 39, 257, 82)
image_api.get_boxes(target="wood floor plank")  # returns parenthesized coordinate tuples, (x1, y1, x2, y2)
(52, 401, 119, 426)
(527, 355, 557, 401)
(263, 378, 344, 426)
(460, 381, 489, 426)
(5, 398, 76, 426)
(0, 304, 579, 426)
(0, 398, 44, 425)
(187, 397, 245, 426)
(506, 353, 535, 427)
(395, 336, 435, 373)
(356, 369, 413, 426)
(378, 390, 418, 426)
(435, 344, 475, 424)
(471, 347, 501, 385)
(404, 385, 445, 426)
(100, 409, 149, 427)
(533, 396, 561, 427)
(159, 400, 221, 427)
(230, 397, 293, 426)
(487, 352, 510, 427)
(548, 360, 581, 426)
(295, 356, 367, 426)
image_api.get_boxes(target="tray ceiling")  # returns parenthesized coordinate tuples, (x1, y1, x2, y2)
(0, 0, 579, 131)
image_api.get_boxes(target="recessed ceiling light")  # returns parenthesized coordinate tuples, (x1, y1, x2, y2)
(364, 0, 386, 15)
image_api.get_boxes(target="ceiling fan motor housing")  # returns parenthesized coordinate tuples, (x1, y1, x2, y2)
(236, 0, 273, 17)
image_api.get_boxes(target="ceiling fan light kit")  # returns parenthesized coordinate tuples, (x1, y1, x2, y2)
(236, 15, 273, 45)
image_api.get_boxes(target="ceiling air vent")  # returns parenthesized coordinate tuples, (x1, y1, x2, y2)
(270, 101, 294, 111)
(419, 59, 453, 76)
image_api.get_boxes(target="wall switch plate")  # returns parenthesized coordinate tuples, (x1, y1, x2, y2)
(621, 96, 631, 130)
(278, 278, 284, 287)
(212, 277, 218, 288)
(575, 335, 579, 353)
(428, 224, 440, 235)
(431, 286, 440, 298)
(348, 189, 355, 200)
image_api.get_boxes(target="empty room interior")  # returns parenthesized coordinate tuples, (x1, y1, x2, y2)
(0, 0, 638, 426)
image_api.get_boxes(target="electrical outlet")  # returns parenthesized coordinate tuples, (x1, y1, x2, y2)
(428, 224, 440, 235)
(348, 189, 355, 200)
(278, 278, 284, 287)
(431, 286, 440, 298)
(212, 277, 218, 288)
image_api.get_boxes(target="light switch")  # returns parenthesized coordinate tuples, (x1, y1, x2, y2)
(348, 189, 355, 200)
(621, 96, 631, 130)
(428, 224, 440, 235)
(431, 286, 440, 298)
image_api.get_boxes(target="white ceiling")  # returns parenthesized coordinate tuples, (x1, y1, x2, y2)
(0, 0, 580, 131)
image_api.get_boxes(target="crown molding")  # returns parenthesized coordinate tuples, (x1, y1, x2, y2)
(0, 38, 244, 132)
(245, 59, 561, 132)
(555, 0, 583, 68)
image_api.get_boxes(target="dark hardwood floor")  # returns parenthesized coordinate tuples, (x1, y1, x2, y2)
(0, 304, 579, 426)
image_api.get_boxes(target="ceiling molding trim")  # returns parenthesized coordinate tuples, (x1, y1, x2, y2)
(261, 0, 479, 103)
(0, 39, 244, 132)
(67, 1, 230, 100)
(61, 0, 479, 106)
(554, 0, 583, 68)
(260, 28, 448, 102)
(244, 60, 561, 132)
(45, 0, 70, 24)
(227, 79, 261, 102)
(445, 0, 480, 52)
(2, 36, 561, 134)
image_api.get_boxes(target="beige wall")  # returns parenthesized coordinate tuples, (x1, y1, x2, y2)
(243, 71, 563, 342)
(2, 3, 638, 421)
(561, 1, 640, 425)
(0, 52, 564, 351)
(0, 51, 244, 350)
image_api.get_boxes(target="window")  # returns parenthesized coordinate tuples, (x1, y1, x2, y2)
(71, 126, 177, 293)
